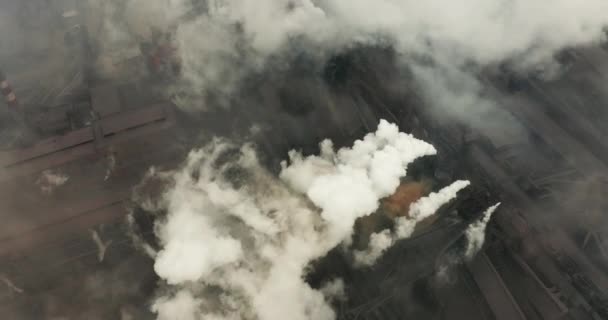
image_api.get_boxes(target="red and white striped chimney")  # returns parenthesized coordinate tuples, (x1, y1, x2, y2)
(0, 70, 18, 109)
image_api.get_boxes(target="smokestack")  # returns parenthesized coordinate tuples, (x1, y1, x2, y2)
(0, 70, 18, 109)
(0, 69, 39, 147)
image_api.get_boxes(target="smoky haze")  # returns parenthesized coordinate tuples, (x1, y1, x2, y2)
(81, 0, 608, 137)
(1, 0, 608, 319)
(117, 1, 605, 317)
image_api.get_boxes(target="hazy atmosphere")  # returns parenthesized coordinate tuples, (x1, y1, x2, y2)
(1, 1, 608, 319)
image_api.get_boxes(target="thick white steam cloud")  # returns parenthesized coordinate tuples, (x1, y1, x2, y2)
(280, 119, 437, 241)
(145, 120, 469, 320)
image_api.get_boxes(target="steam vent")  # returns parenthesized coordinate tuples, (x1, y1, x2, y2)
(2, 1, 608, 319)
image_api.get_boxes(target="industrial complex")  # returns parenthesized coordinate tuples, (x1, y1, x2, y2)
(0, 1, 607, 319)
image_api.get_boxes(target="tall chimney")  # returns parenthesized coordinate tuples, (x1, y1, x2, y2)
(0, 69, 38, 147)
(0, 70, 18, 109)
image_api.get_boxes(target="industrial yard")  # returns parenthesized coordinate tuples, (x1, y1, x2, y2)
(1, 1, 608, 320)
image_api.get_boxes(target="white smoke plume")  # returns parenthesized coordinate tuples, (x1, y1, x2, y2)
(89, 228, 113, 263)
(145, 120, 452, 320)
(353, 229, 393, 267)
(0, 273, 24, 295)
(36, 169, 69, 195)
(151, 290, 202, 320)
(354, 180, 471, 266)
(320, 278, 346, 303)
(397, 180, 471, 238)
(465, 202, 501, 259)
(410, 63, 529, 143)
